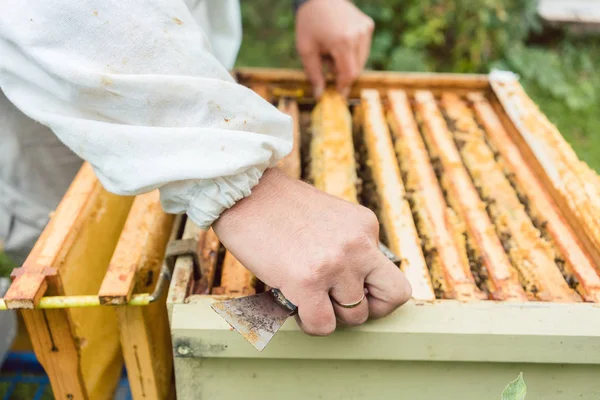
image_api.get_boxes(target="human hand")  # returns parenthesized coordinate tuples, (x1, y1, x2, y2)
(213, 168, 411, 335)
(295, 0, 374, 98)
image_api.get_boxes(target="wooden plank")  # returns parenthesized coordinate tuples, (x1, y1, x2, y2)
(469, 92, 600, 302)
(167, 219, 200, 307)
(100, 191, 176, 400)
(276, 97, 302, 179)
(98, 192, 174, 304)
(538, 0, 600, 24)
(215, 252, 256, 296)
(359, 90, 435, 301)
(442, 93, 579, 302)
(173, 297, 600, 364)
(20, 308, 88, 399)
(489, 75, 600, 271)
(236, 68, 490, 100)
(193, 228, 220, 295)
(414, 91, 526, 301)
(310, 88, 358, 203)
(387, 90, 482, 301)
(248, 83, 270, 102)
(9, 163, 134, 399)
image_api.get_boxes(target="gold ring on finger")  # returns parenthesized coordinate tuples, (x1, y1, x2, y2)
(332, 292, 365, 309)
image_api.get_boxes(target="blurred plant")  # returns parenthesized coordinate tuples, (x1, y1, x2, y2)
(237, 0, 540, 72)
(359, 0, 540, 72)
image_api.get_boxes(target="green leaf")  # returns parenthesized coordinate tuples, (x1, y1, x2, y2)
(501, 372, 527, 400)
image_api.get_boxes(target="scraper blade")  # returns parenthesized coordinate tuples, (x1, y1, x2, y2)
(211, 290, 296, 351)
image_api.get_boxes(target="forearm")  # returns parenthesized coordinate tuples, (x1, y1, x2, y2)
(0, 0, 292, 229)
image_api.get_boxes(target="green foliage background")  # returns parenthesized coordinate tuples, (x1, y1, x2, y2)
(236, 0, 600, 172)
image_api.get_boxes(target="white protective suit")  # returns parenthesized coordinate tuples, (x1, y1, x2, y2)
(0, 0, 293, 264)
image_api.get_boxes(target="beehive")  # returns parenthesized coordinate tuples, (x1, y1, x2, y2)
(3, 68, 600, 400)
(168, 69, 600, 400)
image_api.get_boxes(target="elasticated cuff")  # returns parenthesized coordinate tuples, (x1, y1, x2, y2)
(159, 165, 266, 230)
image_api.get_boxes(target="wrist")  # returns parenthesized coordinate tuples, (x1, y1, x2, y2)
(213, 168, 287, 233)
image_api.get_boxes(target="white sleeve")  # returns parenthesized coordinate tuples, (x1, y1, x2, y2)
(0, 0, 292, 229)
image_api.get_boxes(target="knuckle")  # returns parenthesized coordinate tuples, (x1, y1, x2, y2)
(337, 32, 355, 47)
(296, 42, 315, 58)
(358, 207, 379, 232)
(365, 18, 375, 33)
(303, 317, 336, 336)
(393, 276, 412, 306)
(342, 230, 372, 253)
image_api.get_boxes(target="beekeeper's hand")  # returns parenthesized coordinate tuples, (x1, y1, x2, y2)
(213, 168, 412, 336)
(295, 0, 374, 98)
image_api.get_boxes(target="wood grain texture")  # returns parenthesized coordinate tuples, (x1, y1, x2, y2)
(194, 228, 220, 295)
(310, 89, 358, 203)
(387, 90, 482, 301)
(414, 91, 526, 301)
(469, 92, 600, 302)
(360, 90, 435, 301)
(490, 78, 600, 271)
(12, 163, 133, 399)
(103, 190, 176, 400)
(20, 308, 88, 399)
(167, 219, 200, 307)
(216, 252, 256, 296)
(276, 97, 302, 179)
(99, 191, 175, 304)
(236, 68, 490, 100)
(441, 93, 579, 302)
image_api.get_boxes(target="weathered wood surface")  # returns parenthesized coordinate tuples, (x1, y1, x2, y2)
(236, 68, 490, 100)
(442, 93, 579, 302)
(414, 91, 526, 301)
(194, 228, 220, 295)
(387, 90, 482, 300)
(470, 92, 600, 302)
(360, 90, 435, 301)
(167, 219, 201, 306)
(276, 97, 302, 179)
(490, 76, 600, 273)
(13, 163, 133, 399)
(310, 89, 358, 203)
(101, 190, 176, 400)
(99, 191, 175, 304)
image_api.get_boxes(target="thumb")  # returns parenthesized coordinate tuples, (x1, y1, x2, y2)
(300, 48, 325, 98)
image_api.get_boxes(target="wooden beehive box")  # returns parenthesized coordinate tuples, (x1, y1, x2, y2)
(167, 68, 600, 400)
(4, 67, 599, 400)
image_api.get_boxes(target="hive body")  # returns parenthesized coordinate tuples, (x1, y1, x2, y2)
(6, 68, 600, 400)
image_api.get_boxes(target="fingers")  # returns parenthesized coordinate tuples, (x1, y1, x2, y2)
(330, 281, 369, 326)
(332, 46, 359, 97)
(364, 252, 412, 319)
(331, 18, 374, 97)
(295, 290, 336, 336)
(298, 46, 325, 98)
(357, 21, 374, 72)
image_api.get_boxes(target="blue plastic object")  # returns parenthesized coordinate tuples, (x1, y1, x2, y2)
(0, 352, 132, 400)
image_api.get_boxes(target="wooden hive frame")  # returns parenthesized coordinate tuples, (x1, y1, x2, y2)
(2, 163, 134, 399)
